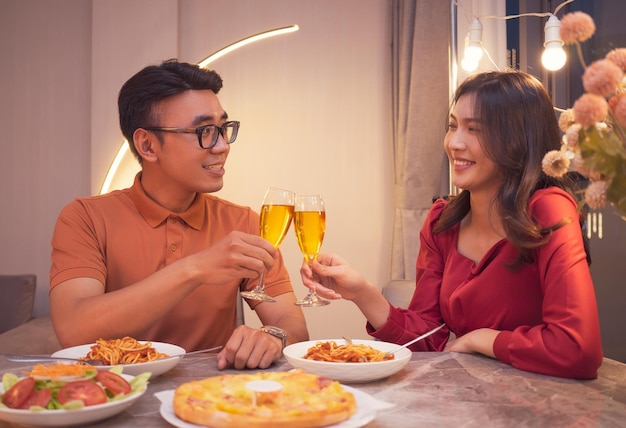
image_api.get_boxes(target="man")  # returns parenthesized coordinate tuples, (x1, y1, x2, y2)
(49, 59, 308, 370)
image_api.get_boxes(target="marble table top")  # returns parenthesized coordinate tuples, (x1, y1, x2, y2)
(1, 352, 625, 427)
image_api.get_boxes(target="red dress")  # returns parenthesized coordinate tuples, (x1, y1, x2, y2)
(368, 187, 603, 379)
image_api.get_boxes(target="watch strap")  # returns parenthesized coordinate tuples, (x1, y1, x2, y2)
(260, 325, 287, 350)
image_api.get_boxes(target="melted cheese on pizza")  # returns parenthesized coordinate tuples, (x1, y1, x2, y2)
(173, 370, 356, 427)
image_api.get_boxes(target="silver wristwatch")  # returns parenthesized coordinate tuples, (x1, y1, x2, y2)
(260, 325, 287, 350)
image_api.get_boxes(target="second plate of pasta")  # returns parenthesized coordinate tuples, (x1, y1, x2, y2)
(283, 339, 411, 383)
(51, 338, 185, 377)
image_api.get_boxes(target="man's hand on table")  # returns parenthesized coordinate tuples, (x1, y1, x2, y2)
(216, 325, 283, 370)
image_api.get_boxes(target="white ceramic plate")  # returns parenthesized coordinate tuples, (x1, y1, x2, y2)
(0, 374, 146, 427)
(283, 339, 412, 383)
(155, 384, 393, 428)
(51, 341, 185, 377)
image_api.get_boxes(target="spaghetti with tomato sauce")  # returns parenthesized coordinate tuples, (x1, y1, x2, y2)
(303, 341, 395, 362)
(82, 336, 168, 365)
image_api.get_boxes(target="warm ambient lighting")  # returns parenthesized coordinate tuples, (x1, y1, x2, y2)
(457, 0, 574, 73)
(99, 144, 130, 196)
(198, 25, 299, 68)
(461, 19, 483, 72)
(541, 15, 566, 71)
(99, 25, 300, 195)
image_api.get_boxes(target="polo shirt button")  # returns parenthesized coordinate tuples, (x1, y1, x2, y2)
(170, 244, 177, 252)
(170, 217, 177, 223)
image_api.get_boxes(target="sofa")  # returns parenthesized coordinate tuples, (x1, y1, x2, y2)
(0, 274, 61, 354)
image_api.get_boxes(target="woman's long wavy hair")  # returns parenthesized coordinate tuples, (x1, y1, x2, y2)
(434, 70, 589, 266)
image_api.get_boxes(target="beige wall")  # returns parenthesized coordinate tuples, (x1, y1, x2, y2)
(1, 0, 394, 340)
(0, 0, 92, 314)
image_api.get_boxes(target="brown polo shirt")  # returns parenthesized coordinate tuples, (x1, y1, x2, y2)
(50, 173, 292, 351)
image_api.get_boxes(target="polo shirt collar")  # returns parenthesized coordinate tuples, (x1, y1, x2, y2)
(129, 172, 205, 230)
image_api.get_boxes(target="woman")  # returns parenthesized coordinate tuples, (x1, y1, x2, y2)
(301, 70, 603, 379)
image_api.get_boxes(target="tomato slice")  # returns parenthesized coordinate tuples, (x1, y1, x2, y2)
(1, 377, 35, 409)
(57, 380, 107, 406)
(19, 388, 52, 409)
(95, 370, 131, 395)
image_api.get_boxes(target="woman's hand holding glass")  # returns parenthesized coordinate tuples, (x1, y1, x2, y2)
(294, 195, 331, 307)
(300, 253, 369, 302)
(302, 253, 396, 329)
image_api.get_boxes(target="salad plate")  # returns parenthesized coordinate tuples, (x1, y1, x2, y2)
(0, 373, 147, 427)
(51, 341, 185, 377)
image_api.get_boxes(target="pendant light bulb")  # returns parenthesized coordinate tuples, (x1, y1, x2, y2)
(463, 19, 483, 63)
(542, 15, 566, 71)
(461, 55, 479, 72)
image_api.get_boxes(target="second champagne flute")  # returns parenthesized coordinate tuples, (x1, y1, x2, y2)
(240, 187, 295, 303)
(294, 194, 330, 307)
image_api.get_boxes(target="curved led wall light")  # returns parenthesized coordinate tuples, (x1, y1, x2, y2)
(99, 25, 300, 195)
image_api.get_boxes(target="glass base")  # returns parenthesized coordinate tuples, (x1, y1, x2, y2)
(240, 290, 276, 303)
(294, 293, 330, 307)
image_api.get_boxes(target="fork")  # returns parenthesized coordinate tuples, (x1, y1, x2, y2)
(341, 336, 368, 362)
(382, 323, 446, 358)
(3, 355, 104, 365)
(2, 345, 222, 366)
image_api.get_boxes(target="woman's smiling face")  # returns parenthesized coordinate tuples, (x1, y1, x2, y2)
(444, 94, 503, 195)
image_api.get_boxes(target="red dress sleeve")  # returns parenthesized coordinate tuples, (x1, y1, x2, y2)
(492, 188, 603, 379)
(367, 200, 450, 351)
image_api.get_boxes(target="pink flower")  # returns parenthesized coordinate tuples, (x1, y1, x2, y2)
(558, 109, 576, 132)
(606, 48, 626, 71)
(608, 93, 626, 128)
(550, 11, 626, 215)
(582, 59, 624, 97)
(584, 181, 608, 209)
(572, 152, 602, 181)
(572, 152, 589, 176)
(560, 12, 596, 44)
(572, 93, 609, 128)
(542, 150, 570, 177)
(564, 124, 581, 151)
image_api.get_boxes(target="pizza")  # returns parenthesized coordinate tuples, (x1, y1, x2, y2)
(173, 369, 356, 427)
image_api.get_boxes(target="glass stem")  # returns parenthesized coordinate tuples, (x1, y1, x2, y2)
(255, 270, 266, 291)
(307, 256, 316, 295)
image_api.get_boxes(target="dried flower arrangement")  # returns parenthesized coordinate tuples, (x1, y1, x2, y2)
(541, 11, 626, 218)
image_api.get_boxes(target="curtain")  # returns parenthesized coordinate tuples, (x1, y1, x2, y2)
(390, 0, 451, 280)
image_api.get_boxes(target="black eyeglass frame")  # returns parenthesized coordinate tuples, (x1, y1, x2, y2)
(143, 121, 240, 149)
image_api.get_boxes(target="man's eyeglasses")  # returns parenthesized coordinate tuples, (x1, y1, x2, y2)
(143, 121, 240, 149)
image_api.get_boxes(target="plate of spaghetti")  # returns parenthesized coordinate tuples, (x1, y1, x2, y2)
(283, 339, 411, 383)
(51, 337, 186, 377)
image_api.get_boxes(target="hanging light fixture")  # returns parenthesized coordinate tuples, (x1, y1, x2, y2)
(541, 15, 567, 71)
(461, 19, 483, 72)
(455, 0, 577, 74)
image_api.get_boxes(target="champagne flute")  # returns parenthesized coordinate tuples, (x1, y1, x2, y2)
(240, 187, 295, 303)
(294, 194, 330, 307)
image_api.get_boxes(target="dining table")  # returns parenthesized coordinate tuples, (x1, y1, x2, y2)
(1, 351, 626, 427)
